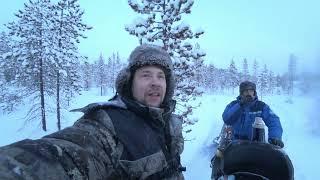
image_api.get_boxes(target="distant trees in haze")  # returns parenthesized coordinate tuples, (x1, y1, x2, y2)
(198, 55, 305, 97)
(91, 52, 124, 96)
(287, 54, 297, 96)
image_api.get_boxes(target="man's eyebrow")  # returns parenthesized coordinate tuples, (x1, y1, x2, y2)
(140, 70, 152, 73)
(140, 70, 164, 74)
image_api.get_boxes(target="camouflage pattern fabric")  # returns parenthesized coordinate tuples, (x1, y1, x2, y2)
(0, 97, 184, 180)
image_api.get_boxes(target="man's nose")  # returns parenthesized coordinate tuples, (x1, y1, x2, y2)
(150, 76, 161, 86)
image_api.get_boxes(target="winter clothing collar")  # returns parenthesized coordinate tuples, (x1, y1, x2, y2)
(121, 96, 176, 128)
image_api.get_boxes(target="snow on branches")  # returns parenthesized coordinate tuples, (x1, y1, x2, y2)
(126, 0, 206, 132)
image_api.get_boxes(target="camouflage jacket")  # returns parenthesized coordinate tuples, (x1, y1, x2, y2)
(0, 96, 184, 180)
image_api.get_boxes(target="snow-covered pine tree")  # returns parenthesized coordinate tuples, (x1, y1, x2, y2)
(62, 57, 82, 106)
(192, 43, 205, 88)
(95, 53, 107, 96)
(126, 0, 206, 129)
(0, 32, 9, 53)
(0, 32, 22, 112)
(227, 59, 239, 94)
(82, 61, 92, 91)
(258, 64, 269, 98)
(252, 59, 259, 84)
(267, 70, 275, 94)
(275, 74, 282, 94)
(106, 52, 123, 93)
(5, 0, 56, 131)
(106, 56, 112, 90)
(216, 68, 228, 93)
(242, 58, 249, 81)
(203, 64, 217, 92)
(280, 73, 289, 94)
(287, 54, 297, 96)
(0, 32, 14, 82)
(4, 0, 89, 131)
(51, 0, 91, 130)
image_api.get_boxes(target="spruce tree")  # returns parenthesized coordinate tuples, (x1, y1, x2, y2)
(275, 74, 282, 94)
(95, 53, 107, 96)
(6, 0, 55, 131)
(252, 59, 259, 84)
(287, 54, 297, 96)
(0, 32, 21, 112)
(106, 52, 123, 93)
(51, 0, 91, 130)
(4, 0, 90, 131)
(227, 59, 239, 94)
(126, 0, 206, 128)
(267, 70, 275, 94)
(82, 61, 92, 91)
(258, 64, 269, 97)
(242, 58, 249, 81)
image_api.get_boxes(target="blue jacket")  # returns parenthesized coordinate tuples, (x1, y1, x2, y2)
(222, 96, 283, 140)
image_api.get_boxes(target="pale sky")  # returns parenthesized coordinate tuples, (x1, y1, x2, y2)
(1, 0, 319, 74)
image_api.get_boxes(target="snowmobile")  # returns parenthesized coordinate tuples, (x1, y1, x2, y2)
(211, 118, 294, 180)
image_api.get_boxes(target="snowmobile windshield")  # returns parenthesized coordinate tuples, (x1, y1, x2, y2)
(217, 173, 269, 180)
(231, 171, 270, 180)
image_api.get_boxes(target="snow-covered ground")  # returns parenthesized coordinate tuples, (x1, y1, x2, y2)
(0, 88, 319, 180)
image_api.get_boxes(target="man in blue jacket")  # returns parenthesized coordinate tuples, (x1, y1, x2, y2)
(222, 81, 284, 147)
(211, 81, 285, 179)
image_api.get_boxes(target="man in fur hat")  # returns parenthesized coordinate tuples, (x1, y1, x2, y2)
(0, 44, 185, 179)
(223, 81, 284, 147)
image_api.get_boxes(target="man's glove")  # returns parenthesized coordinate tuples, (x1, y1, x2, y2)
(239, 95, 254, 106)
(239, 97, 247, 106)
(268, 138, 284, 148)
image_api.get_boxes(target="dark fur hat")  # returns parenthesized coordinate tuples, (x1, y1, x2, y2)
(239, 81, 256, 95)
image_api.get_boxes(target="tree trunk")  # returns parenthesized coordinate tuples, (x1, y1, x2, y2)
(56, 8, 63, 131)
(56, 71, 61, 130)
(38, 26, 47, 131)
(39, 56, 47, 131)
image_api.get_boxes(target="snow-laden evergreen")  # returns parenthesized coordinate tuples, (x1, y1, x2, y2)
(125, 0, 206, 131)
(252, 59, 259, 84)
(106, 52, 123, 93)
(241, 58, 249, 81)
(258, 64, 269, 97)
(0, 0, 91, 131)
(227, 59, 239, 94)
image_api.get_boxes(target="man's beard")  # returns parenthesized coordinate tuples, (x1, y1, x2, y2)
(245, 95, 254, 102)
